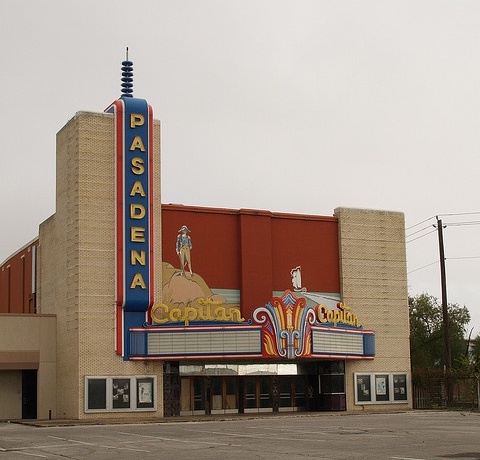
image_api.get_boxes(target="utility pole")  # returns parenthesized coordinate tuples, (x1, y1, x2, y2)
(436, 216, 452, 373)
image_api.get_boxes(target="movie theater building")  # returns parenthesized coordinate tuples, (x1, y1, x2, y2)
(0, 61, 411, 421)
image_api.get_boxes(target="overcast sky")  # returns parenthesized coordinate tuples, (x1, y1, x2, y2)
(1, 1, 479, 331)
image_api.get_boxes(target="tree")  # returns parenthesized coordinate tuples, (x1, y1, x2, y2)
(466, 334, 480, 374)
(409, 293, 470, 372)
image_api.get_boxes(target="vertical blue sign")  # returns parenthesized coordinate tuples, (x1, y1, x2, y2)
(106, 96, 154, 356)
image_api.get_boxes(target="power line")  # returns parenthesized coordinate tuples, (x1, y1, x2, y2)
(407, 260, 438, 274)
(443, 220, 480, 227)
(406, 228, 437, 244)
(406, 256, 480, 275)
(406, 216, 435, 231)
(438, 212, 480, 218)
(447, 256, 480, 261)
(406, 212, 480, 232)
(406, 216, 480, 244)
(406, 225, 435, 238)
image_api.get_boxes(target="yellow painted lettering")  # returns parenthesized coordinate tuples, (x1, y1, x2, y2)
(131, 227, 145, 242)
(131, 157, 144, 175)
(214, 307, 227, 321)
(170, 308, 182, 322)
(229, 309, 244, 322)
(130, 250, 146, 266)
(316, 303, 361, 327)
(129, 135, 146, 152)
(130, 181, 146, 197)
(151, 303, 169, 324)
(130, 113, 145, 128)
(130, 273, 146, 289)
(149, 297, 245, 326)
(184, 307, 198, 326)
(130, 203, 146, 219)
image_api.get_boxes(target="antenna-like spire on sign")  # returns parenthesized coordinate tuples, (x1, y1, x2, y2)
(121, 47, 133, 98)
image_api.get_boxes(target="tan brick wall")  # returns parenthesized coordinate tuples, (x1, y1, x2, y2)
(38, 111, 163, 420)
(334, 207, 412, 411)
(0, 371, 21, 419)
(0, 314, 56, 419)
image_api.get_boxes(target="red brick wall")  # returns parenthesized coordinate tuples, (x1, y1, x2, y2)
(161, 205, 339, 319)
(0, 240, 38, 314)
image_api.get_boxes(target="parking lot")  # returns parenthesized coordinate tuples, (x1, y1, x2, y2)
(0, 410, 479, 459)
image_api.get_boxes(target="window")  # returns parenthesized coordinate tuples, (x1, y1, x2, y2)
(319, 360, 345, 395)
(85, 376, 156, 413)
(319, 374, 345, 394)
(374, 375, 389, 402)
(393, 374, 408, 401)
(355, 374, 371, 402)
(87, 379, 107, 410)
(354, 373, 408, 405)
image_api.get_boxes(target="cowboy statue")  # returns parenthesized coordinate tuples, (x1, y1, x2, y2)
(176, 225, 193, 277)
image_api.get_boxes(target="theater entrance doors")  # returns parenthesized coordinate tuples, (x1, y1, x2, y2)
(178, 363, 323, 416)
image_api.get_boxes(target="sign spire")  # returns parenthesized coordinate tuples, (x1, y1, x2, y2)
(121, 47, 133, 98)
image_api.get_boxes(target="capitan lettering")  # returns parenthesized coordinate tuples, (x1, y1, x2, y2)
(316, 302, 360, 327)
(150, 298, 245, 326)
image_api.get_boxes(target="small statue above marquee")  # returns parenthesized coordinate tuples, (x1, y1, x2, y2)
(290, 266, 307, 292)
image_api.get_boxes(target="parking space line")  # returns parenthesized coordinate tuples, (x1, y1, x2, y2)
(117, 431, 241, 447)
(391, 457, 426, 460)
(9, 452, 47, 458)
(184, 428, 327, 442)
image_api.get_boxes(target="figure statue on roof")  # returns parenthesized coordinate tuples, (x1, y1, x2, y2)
(176, 225, 193, 277)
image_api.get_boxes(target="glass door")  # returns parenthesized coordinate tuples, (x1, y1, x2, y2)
(279, 377, 293, 411)
(225, 377, 238, 413)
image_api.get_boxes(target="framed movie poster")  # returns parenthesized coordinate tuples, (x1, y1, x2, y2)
(375, 375, 390, 402)
(137, 378, 155, 409)
(393, 374, 408, 401)
(112, 378, 131, 409)
(356, 374, 372, 402)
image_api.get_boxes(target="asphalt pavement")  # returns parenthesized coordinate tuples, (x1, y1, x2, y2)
(1, 410, 479, 459)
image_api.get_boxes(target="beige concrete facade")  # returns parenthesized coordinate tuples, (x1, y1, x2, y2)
(335, 207, 411, 410)
(37, 111, 163, 420)
(0, 314, 56, 419)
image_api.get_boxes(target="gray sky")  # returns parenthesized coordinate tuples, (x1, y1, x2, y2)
(1, 1, 479, 331)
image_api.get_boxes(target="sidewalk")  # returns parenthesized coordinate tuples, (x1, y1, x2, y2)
(6, 410, 372, 428)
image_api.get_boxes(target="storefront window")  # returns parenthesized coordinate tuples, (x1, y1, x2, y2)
(85, 376, 156, 413)
(393, 374, 408, 401)
(355, 374, 372, 402)
(137, 378, 155, 409)
(320, 374, 345, 394)
(374, 375, 389, 402)
(87, 378, 107, 410)
(112, 378, 130, 409)
(354, 373, 408, 405)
